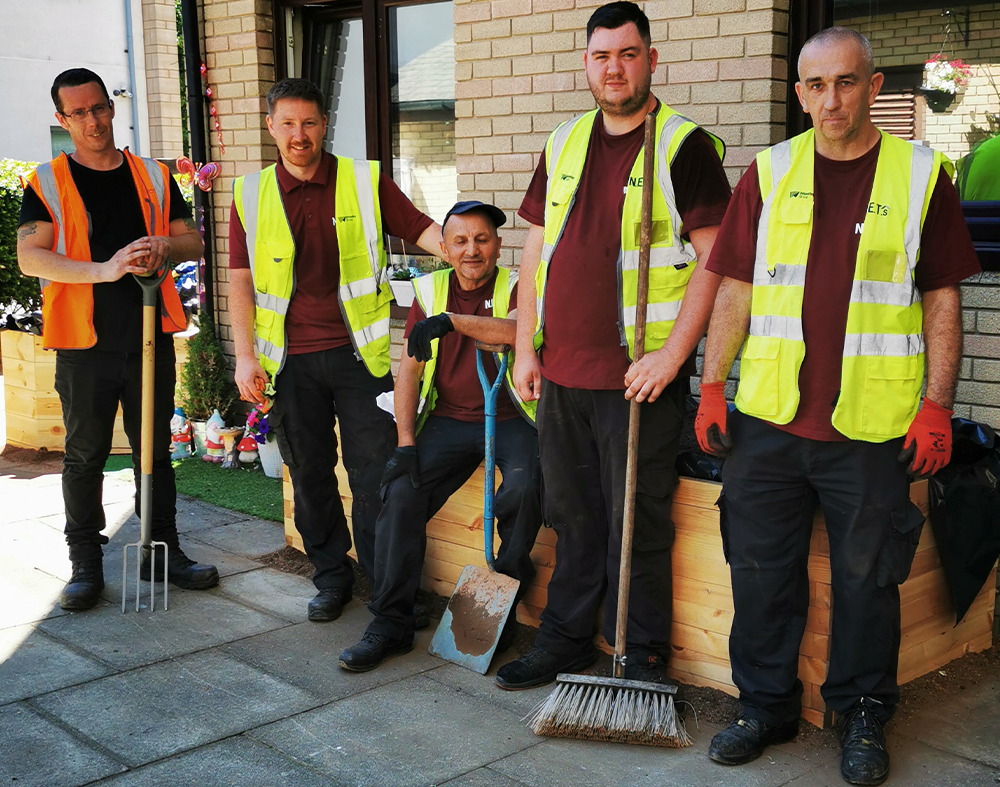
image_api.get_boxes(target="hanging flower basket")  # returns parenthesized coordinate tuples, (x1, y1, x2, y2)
(920, 55, 972, 112)
(919, 86, 957, 113)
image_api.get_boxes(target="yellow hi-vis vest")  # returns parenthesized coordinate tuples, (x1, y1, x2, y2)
(412, 266, 537, 433)
(535, 104, 725, 358)
(736, 129, 953, 442)
(233, 158, 391, 379)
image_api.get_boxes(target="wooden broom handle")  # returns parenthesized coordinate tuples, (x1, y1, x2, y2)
(614, 113, 656, 672)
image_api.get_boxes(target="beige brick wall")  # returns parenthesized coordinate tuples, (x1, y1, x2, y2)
(202, 0, 276, 358)
(454, 0, 790, 269)
(142, 0, 184, 159)
(396, 118, 458, 221)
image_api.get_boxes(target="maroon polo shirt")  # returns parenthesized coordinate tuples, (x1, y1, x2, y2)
(405, 267, 520, 423)
(518, 102, 733, 390)
(229, 152, 434, 354)
(706, 139, 981, 441)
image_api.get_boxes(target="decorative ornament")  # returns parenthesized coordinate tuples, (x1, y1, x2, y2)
(200, 61, 226, 155)
(176, 156, 220, 192)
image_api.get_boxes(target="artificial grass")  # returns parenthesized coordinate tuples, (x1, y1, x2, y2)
(104, 454, 284, 522)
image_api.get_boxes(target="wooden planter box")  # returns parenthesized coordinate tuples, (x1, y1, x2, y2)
(284, 460, 995, 729)
(2, 330, 190, 454)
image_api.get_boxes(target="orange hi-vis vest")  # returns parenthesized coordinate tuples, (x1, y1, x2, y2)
(25, 150, 187, 349)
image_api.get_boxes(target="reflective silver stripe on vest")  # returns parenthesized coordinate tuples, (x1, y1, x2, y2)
(241, 171, 262, 277)
(255, 291, 290, 314)
(545, 118, 579, 198)
(623, 299, 683, 328)
(353, 317, 390, 349)
(340, 276, 379, 303)
(33, 163, 65, 258)
(655, 113, 698, 267)
(414, 273, 436, 312)
(255, 335, 284, 364)
(904, 144, 935, 271)
(137, 156, 166, 207)
(621, 247, 697, 272)
(753, 262, 806, 288)
(749, 314, 803, 342)
(842, 333, 925, 357)
(754, 139, 793, 273)
(352, 159, 382, 284)
(851, 278, 923, 308)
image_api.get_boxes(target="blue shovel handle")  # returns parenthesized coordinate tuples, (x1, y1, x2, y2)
(476, 342, 510, 571)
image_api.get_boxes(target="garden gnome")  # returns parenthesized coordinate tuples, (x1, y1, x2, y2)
(203, 409, 226, 463)
(170, 407, 194, 460)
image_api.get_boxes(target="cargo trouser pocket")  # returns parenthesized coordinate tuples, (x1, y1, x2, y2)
(876, 502, 925, 587)
(717, 493, 731, 564)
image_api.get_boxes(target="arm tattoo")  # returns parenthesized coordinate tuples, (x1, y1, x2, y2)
(182, 216, 198, 232)
(17, 221, 38, 241)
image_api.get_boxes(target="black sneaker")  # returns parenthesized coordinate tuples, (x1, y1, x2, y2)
(623, 649, 670, 684)
(708, 713, 800, 765)
(59, 559, 105, 611)
(840, 698, 890, 785)
(140, 545, 219, 590)
(339, 631, 414, 672)
(495, 645, 597, 690)
(308, 587, 347, 622)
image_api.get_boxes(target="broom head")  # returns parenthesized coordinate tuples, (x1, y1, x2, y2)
(525, 673, 692, 748)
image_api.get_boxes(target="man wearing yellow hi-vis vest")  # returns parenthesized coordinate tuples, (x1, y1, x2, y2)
(339, 201, 542, 672)
(229, 79, 443, 624)
(696, 29, 980, 784)
(499, 2, 733, 692)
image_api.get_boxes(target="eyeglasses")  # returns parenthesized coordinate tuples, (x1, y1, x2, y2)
(60, 103, 112, 123)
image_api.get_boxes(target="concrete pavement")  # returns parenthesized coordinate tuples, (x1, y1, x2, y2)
(1, 399, 998, 784)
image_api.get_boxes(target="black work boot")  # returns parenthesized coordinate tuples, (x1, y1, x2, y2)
(413, 602, 431, 631)
(495, 645, 598, 690)
(623, 649, 672, 684)
(840, 698, 890, 785)
(339, 632, 413, 672)
(141, 545, 219, 590)
(308, 587, 347, 622)
(708, 713, 800, 765)
(59, 559, 105, 610)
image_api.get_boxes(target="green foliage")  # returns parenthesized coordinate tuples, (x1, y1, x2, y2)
(180, 309, 238, 421)
(175, 0, 190, 158)
(0, 159, 42, 311)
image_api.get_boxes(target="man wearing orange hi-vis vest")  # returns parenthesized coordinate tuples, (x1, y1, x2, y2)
(16, 68, 218, 611)
(695, 29, 980, 784)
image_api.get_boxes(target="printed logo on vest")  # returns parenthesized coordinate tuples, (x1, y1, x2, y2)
(485, 298, 494, 309)
(338, 215, 357, 223)
(867, 201, 890, 217)
(788, 190, 813, 199)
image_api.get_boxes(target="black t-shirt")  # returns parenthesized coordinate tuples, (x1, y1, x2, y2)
(18, 154, 192, 352)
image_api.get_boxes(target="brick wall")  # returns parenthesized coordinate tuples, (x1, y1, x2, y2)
(201, 0, 276, 359)
(843, 5, 1000, 428)
(142, 0, 185, 159)
(453, 0, 790, 270)
(396, 118, 458, 221)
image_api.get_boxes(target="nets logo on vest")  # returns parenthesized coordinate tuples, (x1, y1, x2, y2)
(856, 202, 891, 235)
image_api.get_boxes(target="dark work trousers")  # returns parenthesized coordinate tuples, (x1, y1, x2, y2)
(721, 413, 921, 726)
(55, 343, 177, 562)
(271, 346, 396, 594)
(533, 378, 685, 659)
(367, 414, 542, 641)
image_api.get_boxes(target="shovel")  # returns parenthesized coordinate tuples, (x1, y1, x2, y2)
(122, 267, 170, 612)
(429, 341, 520, 673)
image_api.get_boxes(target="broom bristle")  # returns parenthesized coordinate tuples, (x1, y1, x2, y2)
(525, 680, 693, 747)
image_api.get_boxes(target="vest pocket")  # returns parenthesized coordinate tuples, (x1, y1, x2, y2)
(861, 356, 919, 436)
(862, 249, 907, 284)
(738, 337, 781, 417)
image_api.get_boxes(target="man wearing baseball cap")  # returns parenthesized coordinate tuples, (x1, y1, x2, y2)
(339, 200, 541, 671)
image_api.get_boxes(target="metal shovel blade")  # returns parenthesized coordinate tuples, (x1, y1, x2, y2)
(429, 564, 520, 674)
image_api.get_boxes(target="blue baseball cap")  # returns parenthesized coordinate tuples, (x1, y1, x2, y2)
(442, 200, 507, 231)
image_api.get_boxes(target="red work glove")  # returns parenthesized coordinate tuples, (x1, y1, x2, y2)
(696, 381, 733, 457)
(898, 398, 953, 477)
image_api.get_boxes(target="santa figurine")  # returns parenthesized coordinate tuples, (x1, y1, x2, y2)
(170, 407, 194, 460)
(202, 409, 226, 463)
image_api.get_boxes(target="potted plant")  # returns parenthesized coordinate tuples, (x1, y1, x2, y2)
(920, 55, 973, 112)
(179, 309, 238, 453)
(245, 402, 283, 478)
(389, 267, 416, 308)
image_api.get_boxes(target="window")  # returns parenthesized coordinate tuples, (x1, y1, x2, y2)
(50, 127, 74, 158)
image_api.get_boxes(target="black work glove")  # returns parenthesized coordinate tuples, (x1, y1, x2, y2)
(407, 313, 454, 362)
(381, 446, 420, 490)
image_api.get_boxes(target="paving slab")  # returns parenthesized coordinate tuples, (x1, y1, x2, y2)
(0, 625, 111, 706)
(892, 676, 1000, 769)
(89, 734, 343, 787)
(488, 730, 819, 787)
(32, 649, 321, 768)
(0, 472, 67, 523)
(214, 567, 315, 622)
(0, 702, 126, 786)
(38, 588, 289, 670)
(441, 768, 533, 786)
(176, 497, 254, 532)
(221, 608, 442, 702)
(186, 517, 286, 559)
(250, 672, 540, 787)
(0, 554, 72, 629)
(424, 661, 556, 720)
(786, 733, 1000, 786)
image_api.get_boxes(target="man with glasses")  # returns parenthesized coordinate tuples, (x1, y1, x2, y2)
(16, 68, 218, 610)
(229, 78, 443, 623)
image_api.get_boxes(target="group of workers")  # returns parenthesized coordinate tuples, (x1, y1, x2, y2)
(16, 2, 982, 785)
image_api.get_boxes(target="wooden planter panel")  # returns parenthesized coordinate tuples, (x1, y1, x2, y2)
(2, 330, 189, 454)
(283, 441, 995, 729)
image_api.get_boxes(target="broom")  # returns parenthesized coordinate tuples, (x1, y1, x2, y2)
(525, 113, 692, 748)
